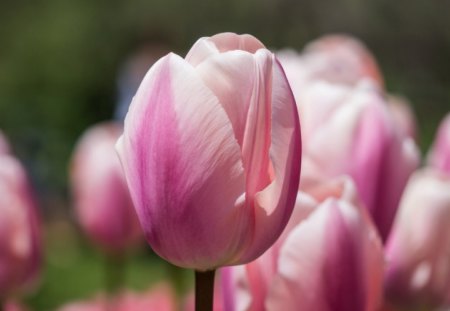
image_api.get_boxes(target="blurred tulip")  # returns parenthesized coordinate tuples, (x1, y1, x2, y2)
(277, 34, 383, 96)
(116, 32, 301, 270)
(56, 296, 107, 311)
(298, 81, 419, 241)
(385, 169, 450, 309)
(428, 113, 450, 175)
(221, 177, 383, 311)
(0, 131, 10, 155)
(387, 95, 417, 140)
(266, 198, 384, 311)
(2, 300, 28, 311)
(71, 122, 142, 254)
(116, 285, 176, 311)
(57, 285, 176, 311)
(0, 155, 41, 299)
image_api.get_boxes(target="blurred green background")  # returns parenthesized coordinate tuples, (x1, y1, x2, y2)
(0, 0, 449, 309)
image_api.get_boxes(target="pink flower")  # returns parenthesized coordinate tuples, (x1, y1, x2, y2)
(70, 122, 142, 254)
(56, 285, 176, 311)
(386, 95, 417, 140)
(3, 300, 29, 311)
(385, 169, 450, 309)
(266, 200, 384, 311)
(222, 178, 384, 311)
(56, 296, 107, 311)
(298, 81, 419, 241)
(0, 155, 41, 298)
(428, 113, 450, 175)
(277, 34, 383, 93)
(116, 285, 176, 311)
(116, 33, 301, 270)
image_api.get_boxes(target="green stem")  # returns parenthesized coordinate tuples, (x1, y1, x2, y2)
(104, 253, 126, 294)
(195, 269, 216, 311)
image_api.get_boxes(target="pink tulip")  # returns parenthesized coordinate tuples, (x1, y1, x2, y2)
(56, 296, 107, 311)
(277, 34, 383, 94)
(2, 300, 29, 311)
(116, 32, 301, 270)
(0, 155, 41, 298)
(428, 113, 450, 175)
(57, 285, 176, 311)
(298, 81, 419, 241)
(265, 198, 384, 311)
(70, 122, 142, 253)
(221, 177, 382, 311)
(385, 169, 450, 309)
(387, 95, 417, 140)
(116, 285, 176, 311)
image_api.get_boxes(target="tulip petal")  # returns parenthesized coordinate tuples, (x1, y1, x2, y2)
(195, 51, 258, 147)
(385, 169, 450, 307)
(209, 33, 265, 53)
(428, 113, 450, 174)
(267, 199, 384, 311)
(185, 38, 220, 67)
(239, 57, 301, 262)
(186, 33, 264, 67)
(117, 53, 249, 269)
(374, 136, 419, 241)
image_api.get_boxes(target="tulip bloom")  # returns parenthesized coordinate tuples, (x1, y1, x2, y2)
(387, 95, 417, 140)
(385, 169, 450, 309)
(0, 155, 41, 298)
(57, 285, 176, 311)
(277, 34, 383, 95)
(3, 301, 28, 311)
(56, 296, 107, 311)
(116, 285, 176, 311)
(428, 113, 450, 175)
(70, 122, 142, 254)
(297, 81, 419, 241)
(222, 178, 384, 311)
(116, 33, 301, 270)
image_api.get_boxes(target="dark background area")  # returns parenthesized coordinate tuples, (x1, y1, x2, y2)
(0, 0, 449, 309)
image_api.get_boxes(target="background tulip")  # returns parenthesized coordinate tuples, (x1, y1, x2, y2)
(57, 285, 176, 311)
(387, 95, 417, 141)
(265, 198, 384, 311)
(116, 32, 301, 270)
(428, 113, 450, 175)
(296, 80, 419, 241)
(385, 169, 450, 309)
(70, 122, 142, 254)
(2, 301, 29, 311)
(221, 177, 382, 311)
(116, 285, 176, 311)
(56, 296, 107, 311)
(277, 34, 383, 96)
(0, 155, 41, 299)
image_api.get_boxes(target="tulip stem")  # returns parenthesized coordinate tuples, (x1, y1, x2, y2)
(104, 253, 126, 294)
(195, 269, 215, 311)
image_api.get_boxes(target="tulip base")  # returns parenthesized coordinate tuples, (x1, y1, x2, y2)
(195, 269, 216, 311)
